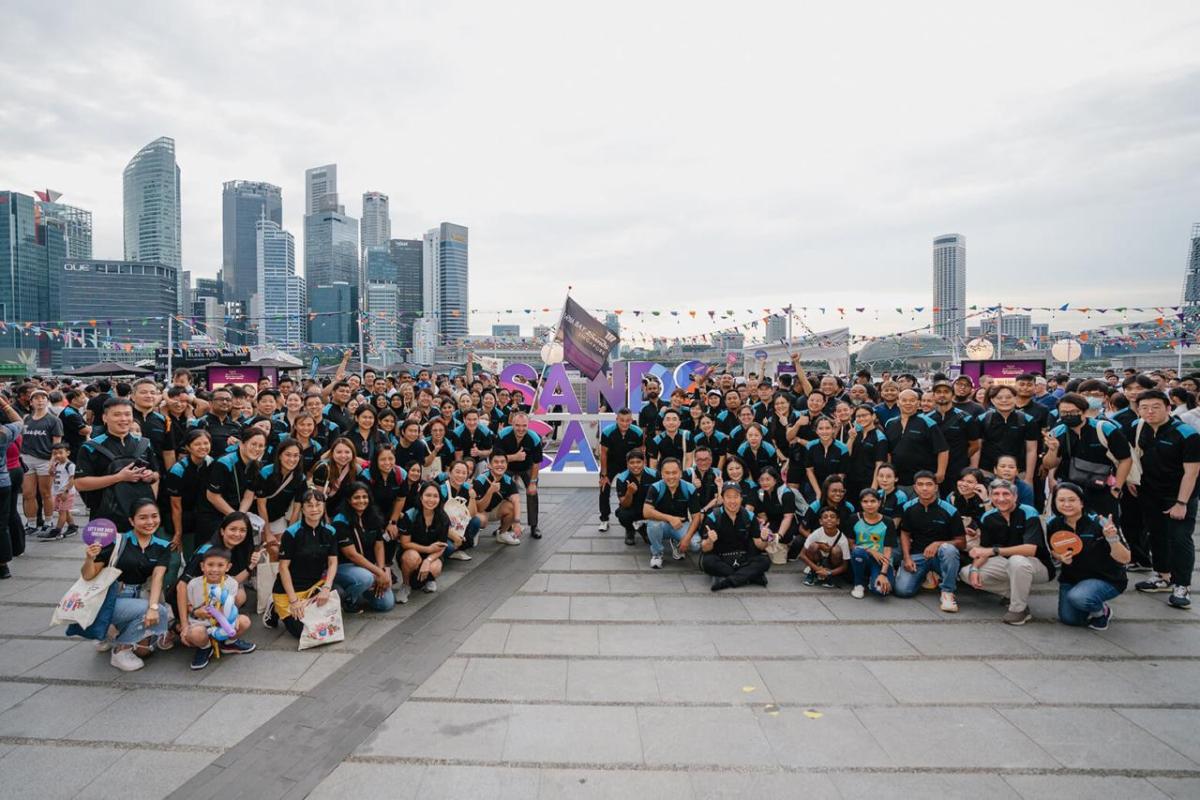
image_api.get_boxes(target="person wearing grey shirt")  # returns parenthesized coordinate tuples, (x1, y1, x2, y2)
(21, 390, 62, 537)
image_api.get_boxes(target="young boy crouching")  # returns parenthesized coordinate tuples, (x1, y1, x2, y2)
(180, 547, 256, 670)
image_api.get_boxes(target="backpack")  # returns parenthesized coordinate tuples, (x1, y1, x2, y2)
(84, 437, 155, 527)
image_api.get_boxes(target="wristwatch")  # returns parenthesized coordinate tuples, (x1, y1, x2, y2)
(992, 546, 1000, 556)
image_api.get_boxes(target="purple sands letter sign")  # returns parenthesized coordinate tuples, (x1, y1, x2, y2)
(557, 297, 619, 380)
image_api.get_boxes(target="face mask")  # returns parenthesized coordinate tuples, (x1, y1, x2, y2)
(1087, 397, 1104, 411)
(1059, 413, 1083, 428)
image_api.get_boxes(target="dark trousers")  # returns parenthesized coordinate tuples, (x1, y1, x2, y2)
(615, 506, 642, 533)
(1141, 493, 1196, 587)
(700, 551, 771, 586)
(0, 485, 13, 563)
(513, 470, 539, 529)
(6, 467, 24, 559)
(1121, 490, 1151, 567)
(599, 474, 619, 521)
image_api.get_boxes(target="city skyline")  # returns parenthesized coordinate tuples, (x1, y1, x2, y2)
(2, 4, 1197, 343)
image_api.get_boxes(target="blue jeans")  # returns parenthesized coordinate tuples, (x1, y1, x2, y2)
(894, 543, 960, 597)
(647, 520, 696, 557)
(462, 517, 481, 549)
(850, 547, 894, 594)
(1058, 579, 1120, 626)
(111, 585, 170, 644)
(334, 564, 396, 612)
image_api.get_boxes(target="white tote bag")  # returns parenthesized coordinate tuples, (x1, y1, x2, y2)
(298, 590, 346, 650)
(51, 536, 124, 628)
(444, 495, 471, 543)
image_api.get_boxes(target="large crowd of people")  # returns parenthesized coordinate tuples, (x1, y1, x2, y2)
(1, 350, 1196, 672)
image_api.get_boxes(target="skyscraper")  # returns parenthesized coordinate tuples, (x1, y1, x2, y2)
(364, 239, 422, 353)
(422, 222, 469, 340)
(309, 283, 357, 344)
(123, 137, 182, 310)
(366, 283, 401, 365)
(0, 191, 64, 367)
(58, 260, 176, 368)
(764, 315, 787, 343)
(305, 164, 338, 216)
(33, 191, 92, 259)
(1182, 224, 1200, 307)
(222, 180, 282, 306)
(932, 233, 966, 341)
(255, 220, 305, 349)
(304, 198, 359, 304)
(361, 191, 391, 250)
(605, 313, 620, 359)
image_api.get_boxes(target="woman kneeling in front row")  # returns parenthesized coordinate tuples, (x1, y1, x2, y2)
(266, 489, 339, 637)
(81, 497, 173, 672)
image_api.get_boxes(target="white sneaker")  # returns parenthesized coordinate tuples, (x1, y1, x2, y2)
(670, 541, 684, 561)
(851, 585, 865, 599)
(940, 592, 959, 613)
(423, 579, 438, 593)
(598, 520, 609, 532)
(497, 531, 521, 546)
(449, 550, 472, 561)
(95, 639, 113, 653)
(395, 584, 411, 604)
(650, 554, 663, 570)
(110, 648, 144, 672)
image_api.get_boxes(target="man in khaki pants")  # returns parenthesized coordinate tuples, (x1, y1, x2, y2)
(961, 479, 1054, 625)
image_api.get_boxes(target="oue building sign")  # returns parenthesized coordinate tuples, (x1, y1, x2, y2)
(497, 360, 707, 476)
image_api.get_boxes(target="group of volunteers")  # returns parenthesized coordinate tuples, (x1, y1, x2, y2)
(1, 348, 1195, 672)
(5, 352, 551, 672)
(599, 355, 1197, 630)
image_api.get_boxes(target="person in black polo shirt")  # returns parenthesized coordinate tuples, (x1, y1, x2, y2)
(267, 489, 338, 636)
(894, 471, 964, 612)
(973, 385, 1039, 484)
(80, 497, 172, 672)
(75, 398, 159, 533)
(642, 458, 701, 569)
(649, 408, 693, 472)
(684, 446, 722, 515)
(693, 414, 730, 470)
(952, 376, 985, 417)
(1048, 483, 1129, 629)
(471, 452, 522, 546)
(614, 450, 656, 546)
(1014, 373, 1051, 431)
(1130, 391, 1199, 608)
(598, 408, 642, 532)
(495, 411, 544, 538)
(60, 389, 91, 461)
(637, 378, 665, 443)
(1042, 393, 1131, 519)
(961, 479, 1053, 625)
(884, 390, 948, 491)
(396, 481, 452, 603)
(695, 483, 771, 591)
(929, 380, 980, 496)
(452, 408, 494, 476)
(322, 381, 354, 436)
(304, 393, 341, 449)
(715, 390, 744, 436)
(192, 388, 241, 456)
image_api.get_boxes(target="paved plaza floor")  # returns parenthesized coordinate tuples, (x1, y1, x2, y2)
(0, 488, 1198, 798)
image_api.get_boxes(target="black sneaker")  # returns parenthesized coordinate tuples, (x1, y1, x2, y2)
(1168, 586, 1191, 609)
(190, 646, 213, 670)
(1125, 562, 1153, 573)
(1135, 577, 1171, 593)
(1087, 604, 1113, 631)
(803, 572, 818, 586)
(530, 527, 542, 540)
(710, 577, 731, 592)
(750, 574, 768, 587)
(624, 528, 635, 546)
(820, 576, 837, 589)
(36, 527, 61, 541)
(0, 564, 10, 580)
(221, 638, 257, 654)
(261, 604, 279, 629)
(62, 524, 79, 538)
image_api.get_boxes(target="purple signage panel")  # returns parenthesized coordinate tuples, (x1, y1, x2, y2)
(959, 359, 1046, 386)
(207, 366, 263, 391)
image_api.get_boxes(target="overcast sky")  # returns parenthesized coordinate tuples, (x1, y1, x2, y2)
(2, 2, 1198, 343)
